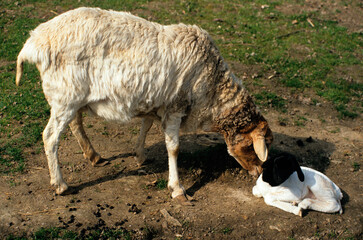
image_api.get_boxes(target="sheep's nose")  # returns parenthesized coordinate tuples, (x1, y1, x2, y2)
(248, 165, 262, 177)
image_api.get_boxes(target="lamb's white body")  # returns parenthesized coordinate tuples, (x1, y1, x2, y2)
(253, 167, 343, 216)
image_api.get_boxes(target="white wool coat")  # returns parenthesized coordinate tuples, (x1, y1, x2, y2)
(18, 7, 236, 129)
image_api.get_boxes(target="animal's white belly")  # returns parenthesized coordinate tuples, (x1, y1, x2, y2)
(87, 99, 132, 122)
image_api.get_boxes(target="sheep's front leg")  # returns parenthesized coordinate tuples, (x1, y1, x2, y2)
(135, 118, 153, 166)
(43, 108, 75, 195)
(264, 198, 303, 216)
(69, 110, 107, 167)
(163, 115, 192, 206)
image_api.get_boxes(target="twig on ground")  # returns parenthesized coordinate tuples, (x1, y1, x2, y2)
(307, 18, 315, 27)
(275, 30, 304, 40)
(19, 207, 69, 216)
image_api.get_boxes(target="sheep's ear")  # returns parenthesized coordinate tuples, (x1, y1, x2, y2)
(252, 135, 268, 162)
(294, 161, 305, 182)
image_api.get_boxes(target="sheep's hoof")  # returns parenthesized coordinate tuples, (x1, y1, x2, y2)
(55, 182, 69, 195)
(135, 155, 146, 167)
(91, 158, 109, 167)
(174, 194, 194, 206)
(298, 209, 303, 217)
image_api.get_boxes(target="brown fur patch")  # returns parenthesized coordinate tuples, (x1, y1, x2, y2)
(220, 116, 273, 175)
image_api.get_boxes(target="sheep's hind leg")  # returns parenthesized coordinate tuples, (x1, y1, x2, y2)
(135, 118, 153, 167)
(298, 198, 342, 214)
(69, 110, 108, 167)
(163, 114, 193, 206)
(43, 108, 76, 195)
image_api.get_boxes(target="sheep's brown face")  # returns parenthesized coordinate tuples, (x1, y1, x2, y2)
(225, 120, 273, 176)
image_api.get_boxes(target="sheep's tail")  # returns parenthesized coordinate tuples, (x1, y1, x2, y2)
(16, 53, 25, 86)
(16, 36, 47, 86)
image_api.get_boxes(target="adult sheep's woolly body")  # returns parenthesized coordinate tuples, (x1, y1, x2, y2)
(16, 7, 272, 199)
(17, 7, 240, 129)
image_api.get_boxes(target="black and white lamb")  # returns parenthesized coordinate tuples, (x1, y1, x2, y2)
(252, 153, 343, 216)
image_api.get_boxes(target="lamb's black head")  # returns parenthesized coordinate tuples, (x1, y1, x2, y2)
(261, 152, 304, 186)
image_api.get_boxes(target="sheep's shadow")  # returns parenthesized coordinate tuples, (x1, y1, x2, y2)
(70, 132, 339, 199)
(177, 132, 336, 197)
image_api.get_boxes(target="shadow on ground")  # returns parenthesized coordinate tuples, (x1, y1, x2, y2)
(70, 132, 335, 197)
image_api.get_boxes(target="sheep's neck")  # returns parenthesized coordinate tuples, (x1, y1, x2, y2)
(211, 73, 263, 136)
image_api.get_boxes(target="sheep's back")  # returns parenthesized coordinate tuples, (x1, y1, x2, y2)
(26, 7, 224, 123)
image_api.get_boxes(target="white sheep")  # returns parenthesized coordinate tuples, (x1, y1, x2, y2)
(16, 7, 273, 204)
(252, 153, 343, 216)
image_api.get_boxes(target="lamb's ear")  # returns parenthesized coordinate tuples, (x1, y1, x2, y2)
(251, 133, 268, 162)
(293, 160, 305, 182)
(262, 158, 272, 168)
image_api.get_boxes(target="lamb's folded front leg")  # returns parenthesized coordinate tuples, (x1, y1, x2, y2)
(264, 197, 303, 217)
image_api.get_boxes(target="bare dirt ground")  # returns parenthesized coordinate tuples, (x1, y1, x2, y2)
(1, 1, 362, 239)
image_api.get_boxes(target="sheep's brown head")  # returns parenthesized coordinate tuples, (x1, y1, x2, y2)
(214, 99, 273, 176)
(224, 120, 273, 176)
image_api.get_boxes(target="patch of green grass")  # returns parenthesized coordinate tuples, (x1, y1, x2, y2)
(294, 115, 307, 127)
(352, 162, 360, 172)
(6, 226, 133, 240)
(156, 178, 168, 190)
(129, 127, 140, 135)
(254, 91, 287, 112)
(329, 127, 341, 134)
(278, 116, 289, 126)
(33, 227, 61, 239)
(101, 126, 110, 136)
(221, 227, 233, 234)
(87, 228, 131, 240)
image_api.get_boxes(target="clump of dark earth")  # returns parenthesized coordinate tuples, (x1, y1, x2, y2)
(129, 204, 141, 214)
(93, 209, 101, 218)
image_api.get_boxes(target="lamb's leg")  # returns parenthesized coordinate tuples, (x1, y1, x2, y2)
(264, 198, 303, 216)
(69, 110, 107, 167)
(43, 108, 76, 195)
(298, 198, 342, 214)
(163, 114, 192, 206)
(135, 118, 153, 166)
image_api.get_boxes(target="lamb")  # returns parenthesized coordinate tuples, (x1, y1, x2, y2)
(16, 7, 273, 204)
(252, 153, 343, 216)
